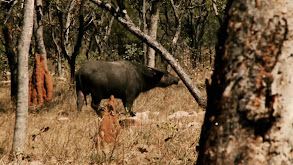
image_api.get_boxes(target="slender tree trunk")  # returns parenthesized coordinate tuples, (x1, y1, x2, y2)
(190, 0, 208, 68)
(3, 20, 18, 102)
(12, 0, 34, 159)
(33, 0, 47, 68)
(69, 0, 85, 83)
(142, 0, 148, 65)
(57, 50, 63, 77)
(69, 56, 76, 83)
(104, 16, 114, 43)
(65, 0, 76, 46)
(52, 30, 63, 77)
(90, 0, 207, 107)
(29, 0, 53, 105)
(57, 0, 85, 83)
(48, 6, 63, 77)
(147, 0, 160, 67)
(197, 0, 292, 164)
(170, 0, 181, 53)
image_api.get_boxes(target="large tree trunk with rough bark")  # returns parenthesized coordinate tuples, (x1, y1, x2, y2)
(197, 0, 292, 164)
(90, 0, 207, 107)
(147, 0, 160, 67)
(12, 0, 34, 159)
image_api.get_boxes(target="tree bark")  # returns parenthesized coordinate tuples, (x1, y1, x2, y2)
(12, 0, 34, 159)
(33, 0, 47, 68)
(3, 20, 18, 102)
(64, 0, 76, 48)
(197, 0, 292, 164)
(90, 0, 207, 108)
(142, 0, 148, 65)
(2, 2, 18, 102)
(147, 0, 160, 67)
(48, 5, 63, 77)
(69, 0, 85, 82)
(30, 0, 53, 105)
(170, 0, 181, 53)
(103, 15, 114, 43)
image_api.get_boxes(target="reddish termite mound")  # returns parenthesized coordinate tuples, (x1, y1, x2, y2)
(98, 95, 121, 147)
(29, 54, 53, 106)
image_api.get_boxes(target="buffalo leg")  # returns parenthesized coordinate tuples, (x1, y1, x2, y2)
(91, 98, 102, 116)
(122, 98, 135, 117)
(76, 90, 84, 112)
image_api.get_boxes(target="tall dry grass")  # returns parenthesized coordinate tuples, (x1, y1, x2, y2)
(0, 67, 211, 164)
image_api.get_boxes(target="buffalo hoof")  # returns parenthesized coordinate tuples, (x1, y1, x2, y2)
(129, 111, 136, 117)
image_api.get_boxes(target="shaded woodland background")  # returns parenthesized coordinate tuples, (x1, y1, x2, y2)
(0, 0, 225, 81)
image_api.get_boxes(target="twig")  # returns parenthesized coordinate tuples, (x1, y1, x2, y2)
(212, 0, 219, 16)
(212, 0, 222, 24)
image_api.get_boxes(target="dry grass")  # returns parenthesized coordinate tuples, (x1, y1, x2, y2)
(0, 68, 211, 164)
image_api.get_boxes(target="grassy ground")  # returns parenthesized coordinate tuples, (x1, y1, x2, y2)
(0, 68, 211, 164)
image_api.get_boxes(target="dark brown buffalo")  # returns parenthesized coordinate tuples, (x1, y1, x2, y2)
(75, 60, 179, 116)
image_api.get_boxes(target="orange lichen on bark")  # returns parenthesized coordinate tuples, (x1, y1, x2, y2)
(98, 95, 121, 147)
(29, 54, 53, 106)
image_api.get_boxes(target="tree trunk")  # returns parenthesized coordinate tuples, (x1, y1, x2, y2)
(147, 0, 160, 67)
(52, 30, 63, 77)
(48, 6, 63, 77)
(69, 0, 85, 83)
(3, 20, 18, 102)
(190, 0, 208, 68)
(57, 0, 85, 83)
(30, 0, 53, 105)
(33, 0, 47, 68)
(69, 56, 77, 83)
(142, 0, 148, 65)
(170, 0, 181, 53)
(64, 0, 76, 48)
(90, 0, 207, 107)
(103, 15, 114, 43)
(197, 0, 292, 164)
(12, 0, 34, 159)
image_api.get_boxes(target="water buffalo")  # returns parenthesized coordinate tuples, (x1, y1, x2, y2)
(75, 60, 179, 116)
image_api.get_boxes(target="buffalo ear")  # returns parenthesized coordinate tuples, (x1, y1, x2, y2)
(141, 67, 164, 78)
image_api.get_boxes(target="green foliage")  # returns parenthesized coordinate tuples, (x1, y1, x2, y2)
(0, 0, 227, 77)
(122, 43, 143, 63)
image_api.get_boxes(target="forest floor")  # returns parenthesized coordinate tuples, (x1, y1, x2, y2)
(0, 68, 211, 165)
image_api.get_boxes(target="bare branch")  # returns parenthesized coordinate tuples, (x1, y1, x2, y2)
(3, 0, 18, 24)
(212, 0, 219, 16)
(65, 0, 76, 46)
(212, 0, 222, 24)
(170, 0, 181, 50)
(103, 15, 114, 42)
